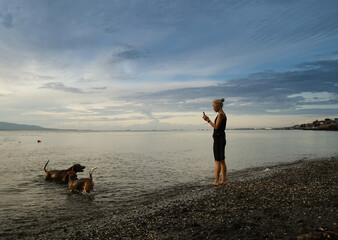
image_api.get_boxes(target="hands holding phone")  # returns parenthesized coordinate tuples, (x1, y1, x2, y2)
(203, 112, 210, 123)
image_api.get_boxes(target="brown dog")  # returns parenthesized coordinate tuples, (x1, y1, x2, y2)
(67, 167, 98, 193)
(44, 160, 85, 182)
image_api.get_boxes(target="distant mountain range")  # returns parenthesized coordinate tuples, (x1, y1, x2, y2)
(0, 122, 52, 130)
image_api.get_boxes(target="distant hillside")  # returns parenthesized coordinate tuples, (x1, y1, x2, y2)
(291, 118, 338, 131)
(0, 122, 51, 130)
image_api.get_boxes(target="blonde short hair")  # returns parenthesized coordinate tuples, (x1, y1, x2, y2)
(212, 98, 225, 108)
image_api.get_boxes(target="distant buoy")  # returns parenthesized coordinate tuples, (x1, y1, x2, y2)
(37, 140, 41, 143)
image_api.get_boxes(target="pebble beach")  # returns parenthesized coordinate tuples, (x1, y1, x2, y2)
(6, 157, 338, 240)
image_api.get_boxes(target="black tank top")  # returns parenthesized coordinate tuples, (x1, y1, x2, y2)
(213, 113, 227, 137)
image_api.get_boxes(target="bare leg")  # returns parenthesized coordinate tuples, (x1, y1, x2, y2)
(213, 161, 221, 186)
(220, 160, 227, 184)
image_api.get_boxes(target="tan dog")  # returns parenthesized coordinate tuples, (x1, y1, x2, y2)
(44, 160, 85, 182)
(67, 167, 98, 193)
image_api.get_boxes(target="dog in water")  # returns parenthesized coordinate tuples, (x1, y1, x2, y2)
(67, 167, 98, 193)
(44, 160, 85, 182)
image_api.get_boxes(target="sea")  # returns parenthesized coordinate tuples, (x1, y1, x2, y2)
(0, 130, 337, 237)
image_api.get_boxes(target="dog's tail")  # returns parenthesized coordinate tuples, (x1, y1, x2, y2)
(89, 167, 98, 181)
(44, 160, 50, 173)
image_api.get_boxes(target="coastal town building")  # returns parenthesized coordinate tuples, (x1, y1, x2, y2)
(293, 118, 337, 131)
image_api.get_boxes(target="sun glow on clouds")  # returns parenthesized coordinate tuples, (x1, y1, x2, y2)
(295, 104, 338, 110)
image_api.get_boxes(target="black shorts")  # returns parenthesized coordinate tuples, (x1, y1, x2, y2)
(213, 134, 226, 161)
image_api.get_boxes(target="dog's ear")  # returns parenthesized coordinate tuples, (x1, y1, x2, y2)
(73, 164, 80, 171)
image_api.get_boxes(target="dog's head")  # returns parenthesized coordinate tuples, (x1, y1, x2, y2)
(71, 164, 85, 173)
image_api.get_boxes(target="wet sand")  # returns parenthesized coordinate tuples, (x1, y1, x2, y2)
(6, 157, 338, 239)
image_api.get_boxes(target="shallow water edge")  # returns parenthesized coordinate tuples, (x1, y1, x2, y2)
(2, 156, 337, 239)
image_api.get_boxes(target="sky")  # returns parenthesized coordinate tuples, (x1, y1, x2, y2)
(0, 0, 337, 130)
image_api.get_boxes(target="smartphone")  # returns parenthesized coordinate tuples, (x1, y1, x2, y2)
(203, 112, 205, 115)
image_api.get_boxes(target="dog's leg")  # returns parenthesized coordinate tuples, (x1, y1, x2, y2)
(44, 173, 50, 180)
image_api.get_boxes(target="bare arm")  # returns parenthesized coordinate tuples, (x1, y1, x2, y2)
(203, 112, 225, 130)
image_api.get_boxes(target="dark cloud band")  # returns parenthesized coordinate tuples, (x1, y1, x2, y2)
(120, 58, 338, 115)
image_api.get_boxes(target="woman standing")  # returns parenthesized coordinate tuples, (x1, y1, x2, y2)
(203, 98, 227, 186)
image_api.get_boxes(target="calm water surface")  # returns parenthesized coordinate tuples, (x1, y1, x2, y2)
(0, 130, 337, 236)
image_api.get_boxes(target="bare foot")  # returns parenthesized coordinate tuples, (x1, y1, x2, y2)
(220, 181, 228, 185)
(212, 182, 220, 186)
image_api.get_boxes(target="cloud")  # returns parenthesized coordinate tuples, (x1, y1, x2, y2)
(119, 59, 338, 115)
(39, 82, 84, 94)
(115, 48, 146, 60)
(107, 45, 147, 67)
(315, 50, 338, 57)
(0, 13, 13, 28)
(39, 82, 108, 94)
(91, 87, 107, 90)
(1, 1, 338, 130)
(287, 92, 337, 103)
(1, 0, 338, 85)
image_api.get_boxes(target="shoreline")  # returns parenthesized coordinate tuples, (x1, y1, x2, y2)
(25, 157, 338, 239)
(4, 157, 337, 239)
